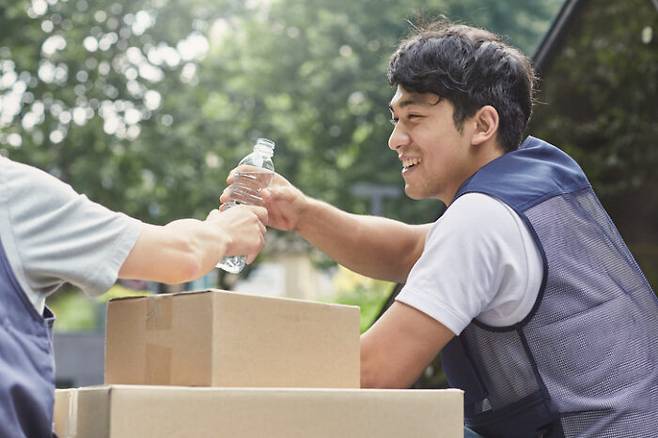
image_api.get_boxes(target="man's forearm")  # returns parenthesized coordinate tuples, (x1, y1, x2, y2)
(296, 198, 429, 283)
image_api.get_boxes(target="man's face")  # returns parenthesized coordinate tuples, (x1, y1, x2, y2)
(388, 85, 476, 205)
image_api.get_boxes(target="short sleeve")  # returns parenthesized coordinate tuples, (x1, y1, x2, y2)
(395, 193, 540, 335)
(0, 158, 142, 312)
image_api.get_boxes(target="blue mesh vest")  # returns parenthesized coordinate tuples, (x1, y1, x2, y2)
(442, 136, 658, 437)
(0, 238, 56, 437)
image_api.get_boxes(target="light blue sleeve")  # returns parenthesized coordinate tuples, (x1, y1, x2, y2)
(0, 157, 142, 312)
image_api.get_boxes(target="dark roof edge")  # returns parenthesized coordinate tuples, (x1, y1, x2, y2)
(532, 0, 586, 74)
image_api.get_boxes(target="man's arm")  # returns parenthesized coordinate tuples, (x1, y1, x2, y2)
(295, 198, 431, 283)
(222, 171, 431, 283)
(119, 205, 267, 284)
(360, 301, 454, 388)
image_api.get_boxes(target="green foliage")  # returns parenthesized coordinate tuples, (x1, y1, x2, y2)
(191, 0, 562, 225)
(96, 283, 151, 302)
(328, 266, 393, 332)
(1, 0, 560, 227)
(47, 288, 98, 332)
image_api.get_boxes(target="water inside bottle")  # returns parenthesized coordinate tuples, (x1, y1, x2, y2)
(228, 169, 274, 206)
(218, 254, 247, 273)
(216, 168, 274, 273)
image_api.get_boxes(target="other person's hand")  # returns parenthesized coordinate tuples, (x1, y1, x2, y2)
(206, 205, 268, 264)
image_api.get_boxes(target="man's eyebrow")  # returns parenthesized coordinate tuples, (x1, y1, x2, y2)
(388, 96, 435, 111)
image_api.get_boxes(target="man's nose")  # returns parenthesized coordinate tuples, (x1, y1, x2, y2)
(388, 123, 410, 151)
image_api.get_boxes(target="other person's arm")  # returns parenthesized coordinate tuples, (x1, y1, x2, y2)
(119, 205, 268, 284)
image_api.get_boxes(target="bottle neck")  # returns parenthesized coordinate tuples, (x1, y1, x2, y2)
(254, 145, 274, 158)
(253, 138, 275, 159)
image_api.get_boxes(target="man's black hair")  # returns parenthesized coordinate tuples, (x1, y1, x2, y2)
(387, 21, 536, 152)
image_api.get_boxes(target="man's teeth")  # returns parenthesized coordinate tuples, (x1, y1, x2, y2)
(402, 158, 421, 169)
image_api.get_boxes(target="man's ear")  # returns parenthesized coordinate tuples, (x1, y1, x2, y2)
(471, 105, 499, 146)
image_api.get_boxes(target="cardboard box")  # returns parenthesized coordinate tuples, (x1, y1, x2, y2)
(54, 385, 464, 438)
(105, 289, 360, 388)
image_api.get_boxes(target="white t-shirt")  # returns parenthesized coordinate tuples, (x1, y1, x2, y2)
(0, 157, 142, 314)
(396, 192, 543, 335)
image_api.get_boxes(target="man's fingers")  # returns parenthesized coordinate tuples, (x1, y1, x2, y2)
(225, 167, 241, 184)
(219, 187, 232, 204)
(245, 233, 266, 264)
(260, 188, 272, 203)
(244, 205, 269, 225)
(226, 165, 259, 184)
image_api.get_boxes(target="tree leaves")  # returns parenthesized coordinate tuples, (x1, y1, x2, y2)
(1, 0, 559, 226)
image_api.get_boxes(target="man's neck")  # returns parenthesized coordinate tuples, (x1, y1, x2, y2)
(443, 141, 505, 206)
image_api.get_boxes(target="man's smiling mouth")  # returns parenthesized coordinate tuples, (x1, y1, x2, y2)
(402, 157, 421, 171)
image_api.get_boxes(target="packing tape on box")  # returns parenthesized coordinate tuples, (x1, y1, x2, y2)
(144, 295, 173, 384)
(62, 389, 78, 438)
(146, 295, 172, 330)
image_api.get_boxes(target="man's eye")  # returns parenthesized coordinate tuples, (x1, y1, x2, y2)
(408, 114, 423, 120)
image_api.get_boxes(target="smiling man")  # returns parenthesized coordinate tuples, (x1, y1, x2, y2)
(222, 21, 657, 438)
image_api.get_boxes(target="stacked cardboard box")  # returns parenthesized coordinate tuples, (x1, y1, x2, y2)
(53, 385, 463, 437)
(54, 289, 463, 437)
(104, 289, 360, 388)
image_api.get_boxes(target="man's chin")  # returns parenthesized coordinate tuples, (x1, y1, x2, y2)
(403, 186, 424, 200)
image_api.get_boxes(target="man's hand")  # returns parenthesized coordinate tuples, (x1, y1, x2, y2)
(222, 166, 429, 283)
(221, 169, 308, 232)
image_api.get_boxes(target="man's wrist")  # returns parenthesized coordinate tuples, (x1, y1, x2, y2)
(294, 196, 318, 235)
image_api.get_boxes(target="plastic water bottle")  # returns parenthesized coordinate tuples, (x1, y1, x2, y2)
(217, 138, 275, 273)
